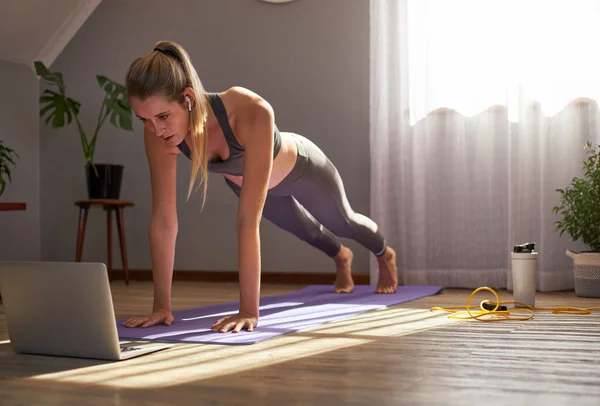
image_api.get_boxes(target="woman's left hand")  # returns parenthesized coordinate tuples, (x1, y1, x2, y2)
(211, 312, 258, 333)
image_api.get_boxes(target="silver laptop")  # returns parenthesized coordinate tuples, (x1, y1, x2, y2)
(0, 261, 174, 361)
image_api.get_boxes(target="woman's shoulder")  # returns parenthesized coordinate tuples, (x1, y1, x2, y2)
(221, 86, 262, 100)
(220, 86, 273, 114)
(218, 87, 275, 146)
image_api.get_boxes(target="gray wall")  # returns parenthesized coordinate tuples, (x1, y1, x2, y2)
(0, 60, 40, 261)
(40, 0, 371, 274)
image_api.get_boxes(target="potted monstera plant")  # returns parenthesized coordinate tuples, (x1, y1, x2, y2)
(34, 61, 133, 199)
(553, 141, 600, 298)
(0, 140, 19, 197)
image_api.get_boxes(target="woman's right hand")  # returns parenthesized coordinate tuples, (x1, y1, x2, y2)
(120, 309, 174, 328)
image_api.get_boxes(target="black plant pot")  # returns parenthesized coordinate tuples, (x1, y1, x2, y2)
(85, 163, 124, 199)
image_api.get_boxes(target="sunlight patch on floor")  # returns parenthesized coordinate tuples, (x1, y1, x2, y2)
(28, 336, 368, 388)
(27, 308, 450, 389)
(309, 308, 453, 337)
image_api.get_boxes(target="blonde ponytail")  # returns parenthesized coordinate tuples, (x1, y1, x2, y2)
(125, 40, 210, 209)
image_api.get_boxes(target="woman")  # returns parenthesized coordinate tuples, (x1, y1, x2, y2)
(121, 40, 397, 334)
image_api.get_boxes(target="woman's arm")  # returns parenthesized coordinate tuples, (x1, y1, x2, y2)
(236, 100, 275, 317)
(211, 92, 275, 333)
(145, 127, 179, 314)
(122, 127, 179, 328)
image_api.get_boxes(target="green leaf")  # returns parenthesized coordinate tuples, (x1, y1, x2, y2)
(0, 141, 19, 197)
(98, 76, 133, 131)
(96, 75, 108, 88)
(34, 61, 66, 94)
(39, 90, 81, 129)
(553, 141, 600, 251)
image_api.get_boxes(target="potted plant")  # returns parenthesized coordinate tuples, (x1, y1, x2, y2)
(553, 141, 600, 298)
(33, 61, 133, 199)
(0, 140, 19, 198)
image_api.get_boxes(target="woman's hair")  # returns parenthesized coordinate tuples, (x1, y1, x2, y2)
(125, 40, 209, 207)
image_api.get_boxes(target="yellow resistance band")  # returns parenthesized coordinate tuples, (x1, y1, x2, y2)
(430, 286, 600, 322)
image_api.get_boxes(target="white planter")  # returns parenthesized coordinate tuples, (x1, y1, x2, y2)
(566, 249, 600, 298)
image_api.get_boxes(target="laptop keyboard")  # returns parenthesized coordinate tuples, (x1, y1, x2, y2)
(120, 346, 142, 352)
(120, 342, 146, 352)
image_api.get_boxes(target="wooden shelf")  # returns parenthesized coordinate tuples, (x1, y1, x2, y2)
(0, 202, 27, 211)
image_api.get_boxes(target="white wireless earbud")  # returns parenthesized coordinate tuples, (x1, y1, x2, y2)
(185, 95, 192, 112)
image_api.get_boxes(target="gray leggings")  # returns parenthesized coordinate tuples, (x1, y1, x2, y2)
(225, 133, 387, 258)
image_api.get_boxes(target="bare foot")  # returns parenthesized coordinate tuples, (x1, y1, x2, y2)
(334, 245, 354, 293)
(375, 246, 398, 294)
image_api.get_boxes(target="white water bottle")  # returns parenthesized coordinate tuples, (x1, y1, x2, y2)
(511, 242, 537, 307)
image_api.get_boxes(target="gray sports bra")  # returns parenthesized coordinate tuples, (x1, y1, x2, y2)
(176, 93, 282, 176)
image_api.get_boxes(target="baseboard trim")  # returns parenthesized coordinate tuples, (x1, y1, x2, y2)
(110, 269, 370, 285)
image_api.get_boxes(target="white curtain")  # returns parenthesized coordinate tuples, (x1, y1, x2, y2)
(369, 0, 600, 290)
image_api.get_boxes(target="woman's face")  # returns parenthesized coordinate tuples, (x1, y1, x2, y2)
(130, 94, 190, 145)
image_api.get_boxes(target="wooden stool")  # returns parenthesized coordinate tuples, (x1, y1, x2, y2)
(74, 199, 134, 285)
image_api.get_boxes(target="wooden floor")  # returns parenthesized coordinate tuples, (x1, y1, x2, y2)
(1, 281, 600, 405)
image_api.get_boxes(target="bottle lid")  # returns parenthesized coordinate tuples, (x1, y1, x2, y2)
(514, 242, 536, 253)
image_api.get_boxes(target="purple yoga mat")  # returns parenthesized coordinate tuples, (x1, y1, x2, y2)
(116, 284, 443, 345)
